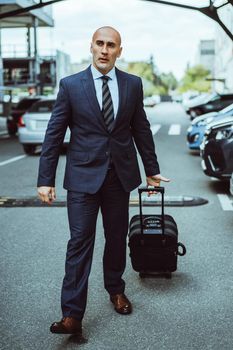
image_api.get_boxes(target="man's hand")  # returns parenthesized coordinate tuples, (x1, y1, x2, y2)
(146, 174, 170, 196)
(37, 186, 56, 204)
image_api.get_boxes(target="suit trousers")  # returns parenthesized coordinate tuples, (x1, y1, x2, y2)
(61, 166, 130, 321)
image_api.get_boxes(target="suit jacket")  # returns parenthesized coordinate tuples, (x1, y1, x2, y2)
(37, 65, 160, 193)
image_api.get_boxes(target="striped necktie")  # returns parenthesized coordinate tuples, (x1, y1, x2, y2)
(101, 76, 114, 132)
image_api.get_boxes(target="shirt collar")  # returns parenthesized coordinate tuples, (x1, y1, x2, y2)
(91, 64, 116, 81)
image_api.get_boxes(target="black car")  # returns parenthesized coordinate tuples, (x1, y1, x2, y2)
(201, 116, 233, 179)
(7, 97, 41, 135)
(188, 93, 233, 120)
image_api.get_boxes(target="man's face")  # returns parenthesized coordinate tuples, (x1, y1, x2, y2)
(90, 28, 122, 74)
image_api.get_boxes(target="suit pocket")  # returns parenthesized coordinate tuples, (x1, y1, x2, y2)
(69, 150, 89, 164)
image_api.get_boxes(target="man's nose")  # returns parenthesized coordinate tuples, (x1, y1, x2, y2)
(101, 45, 108, 54)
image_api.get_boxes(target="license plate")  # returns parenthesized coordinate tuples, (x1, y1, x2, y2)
(36, 120, 48, 129)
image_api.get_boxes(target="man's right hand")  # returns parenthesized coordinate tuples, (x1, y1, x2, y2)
(37, 186, 56, 204)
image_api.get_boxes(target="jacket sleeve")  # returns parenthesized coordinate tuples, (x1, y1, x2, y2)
(131, 78, 160, 176)
(37, 79, 71, 187)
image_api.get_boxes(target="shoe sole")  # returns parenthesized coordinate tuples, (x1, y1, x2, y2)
(110, 300, 132, 315)
(50, 327, 82, 335)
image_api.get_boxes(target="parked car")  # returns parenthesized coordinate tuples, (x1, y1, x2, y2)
(187, 93, 233, 120)
(187, 103, 233, 150)
(183, 93, 210, 113)
(200, 116, 233, 179)
(230, 172, 233, 195)
(143, 96, 156, 107)
(7, 96, 41, 135)
(18, 97, 70, 155)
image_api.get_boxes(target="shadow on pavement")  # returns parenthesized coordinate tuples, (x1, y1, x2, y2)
(54, 334, 88, 349)
(207, 179, 230, 194)
(137, 272, 197, 293)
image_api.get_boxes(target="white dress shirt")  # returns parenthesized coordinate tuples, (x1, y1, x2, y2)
(91, 65, 119, 118)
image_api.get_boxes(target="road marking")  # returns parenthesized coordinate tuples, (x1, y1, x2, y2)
(0, 155, 27, 166)
(168, 124, 181, 135)
(217, 194, 233, 211)
(151, 124, 161, 135)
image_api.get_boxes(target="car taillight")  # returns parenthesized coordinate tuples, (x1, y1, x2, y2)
(18, 116, 25, 127)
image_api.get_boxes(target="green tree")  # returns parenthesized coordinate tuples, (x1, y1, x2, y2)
(179, 64, 211, 93)
(126, 61, 178, 96)
(127, 61, 156, 84)
(160, 72, 178, 93)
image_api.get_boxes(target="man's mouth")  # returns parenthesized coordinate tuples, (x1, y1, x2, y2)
(99, 58, 109, 63)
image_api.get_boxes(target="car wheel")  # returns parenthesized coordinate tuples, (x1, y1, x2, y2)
(7, 125, 18, 136)
(23, 144, 36, 155)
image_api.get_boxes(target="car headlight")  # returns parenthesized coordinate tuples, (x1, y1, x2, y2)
(215, 126, 233, 140)
(204, 128, 211, 137)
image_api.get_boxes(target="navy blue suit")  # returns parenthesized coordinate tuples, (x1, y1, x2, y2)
(37, 65, 160, 320)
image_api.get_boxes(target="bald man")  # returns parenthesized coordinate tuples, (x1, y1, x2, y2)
(37, 26, 169, 335)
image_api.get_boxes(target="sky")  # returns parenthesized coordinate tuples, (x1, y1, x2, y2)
(2, 0, 218, 80)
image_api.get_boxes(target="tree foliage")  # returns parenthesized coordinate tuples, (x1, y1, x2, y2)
(127, 62, 156, 84)
(179, 64, 211, 93)
(126, 61, 178, 96)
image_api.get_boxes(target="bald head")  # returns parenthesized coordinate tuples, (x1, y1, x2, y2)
(90, 26, 122, 75)
(92, 26, 121, 46)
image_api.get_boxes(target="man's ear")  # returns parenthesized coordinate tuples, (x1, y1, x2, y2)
(90, 43, 93, 54)
(117, 47, 123, 58)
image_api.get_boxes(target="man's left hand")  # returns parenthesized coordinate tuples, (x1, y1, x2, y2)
(146, 174, 170, 195)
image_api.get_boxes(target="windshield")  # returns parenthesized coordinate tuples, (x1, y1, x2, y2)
(28, 100, 55, 113)
(220, 102, 233, 114)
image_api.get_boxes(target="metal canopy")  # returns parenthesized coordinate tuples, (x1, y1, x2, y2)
(144, 0, 233, 41)
(0, 0, 55, 27)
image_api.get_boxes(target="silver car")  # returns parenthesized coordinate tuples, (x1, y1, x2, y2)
(18, 97, 70, 155)
(230, 172, 233, 196)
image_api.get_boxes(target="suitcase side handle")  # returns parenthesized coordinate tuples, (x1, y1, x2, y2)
(138, 186, 165, 236)
(177, 242, 186, 256)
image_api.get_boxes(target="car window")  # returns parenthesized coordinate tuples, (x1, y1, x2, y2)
(28, 100, 55, 113)
(15, 98, 40, 110)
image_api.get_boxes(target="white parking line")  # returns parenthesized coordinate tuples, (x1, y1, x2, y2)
(0, 155, 27, 166)
(150, 124, 161, 135)
(217, 194, 233, 211)
(168, 124, 181, 135)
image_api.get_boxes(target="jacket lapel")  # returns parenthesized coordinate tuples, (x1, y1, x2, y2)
(81, 66, 128, 132)
(114, 68, 128, 129)
(81, 66, 107, 130)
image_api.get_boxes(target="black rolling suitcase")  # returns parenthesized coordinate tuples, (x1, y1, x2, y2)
(128, 186, 186, 278)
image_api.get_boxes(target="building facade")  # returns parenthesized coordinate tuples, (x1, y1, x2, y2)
(197, 39, 215, 75)
(214, 3, 233, 93)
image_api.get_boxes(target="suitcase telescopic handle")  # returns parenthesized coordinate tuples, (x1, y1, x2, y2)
(138, 186, 165, 236)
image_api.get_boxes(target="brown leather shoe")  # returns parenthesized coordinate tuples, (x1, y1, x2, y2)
(50, 317, 82, 334)
(110, 293, 132, 315)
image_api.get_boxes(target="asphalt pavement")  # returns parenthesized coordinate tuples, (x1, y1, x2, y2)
(1, 103, 233, 350)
